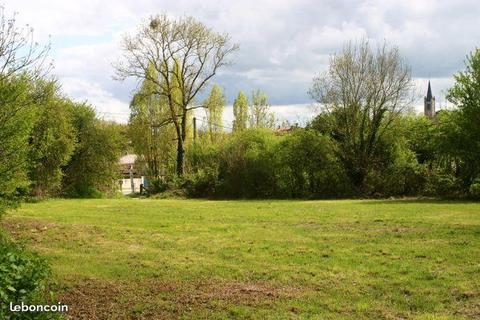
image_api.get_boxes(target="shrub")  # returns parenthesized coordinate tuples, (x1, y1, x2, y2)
(185, 129, 354, 198)
(147, 178, 168, 194)
(184, 168, 219, 198)
(423, 171, 461, 197)
(0, 232, 61, 319)
(62, 103, 124, 198)
(379, 140, 427, 196)
(276, 129, 351, 198)
(184, 139, 221, 197)
(66, 186, 103, 199)
(469, 178, 480, 199)
(217, 129, 280, 198)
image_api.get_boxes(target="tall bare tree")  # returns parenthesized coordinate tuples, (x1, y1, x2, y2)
(115, 14, 238, 175)
(249, 89, 275, 129)
(309, 40, 414, 189)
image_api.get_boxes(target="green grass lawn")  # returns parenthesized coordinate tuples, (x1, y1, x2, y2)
(2, 199, 480, 319)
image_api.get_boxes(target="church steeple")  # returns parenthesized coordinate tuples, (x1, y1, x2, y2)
(426, 81, 432, 101)
(424, 81, 435, 119)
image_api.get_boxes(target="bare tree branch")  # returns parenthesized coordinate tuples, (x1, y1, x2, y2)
(114, 14, 238, 175)
(309, 39, 415, 189)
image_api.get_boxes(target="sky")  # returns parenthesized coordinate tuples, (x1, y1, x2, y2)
(5, 0, 480, 125)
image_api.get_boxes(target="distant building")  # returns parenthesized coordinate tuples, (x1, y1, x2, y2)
(424, 81, 436, 119)
(274, 122, 299, 135)
(119, 154, 146, 194)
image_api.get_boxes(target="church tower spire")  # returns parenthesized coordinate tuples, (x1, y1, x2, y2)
(424, 81, 435, 119)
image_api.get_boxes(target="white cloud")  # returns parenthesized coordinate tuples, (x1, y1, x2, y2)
(4, 0, 480, 123)
(60, 77, 130, 122)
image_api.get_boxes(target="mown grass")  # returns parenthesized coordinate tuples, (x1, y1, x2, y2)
(3, 199, 480, 319)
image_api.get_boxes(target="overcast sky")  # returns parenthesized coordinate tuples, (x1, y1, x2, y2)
(6, 0, 480, 124)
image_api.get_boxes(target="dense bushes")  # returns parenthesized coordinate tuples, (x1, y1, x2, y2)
(28, 81, 76, 197)
(217, 129, 280, 198)
(469, 178, 480, 198)
(0, 76, 124, 200)
(0, 232, 60, 320)
(0, 76, 37, 200)
(276, 129, 351, 198)
(61, 104, 124, 198)
(180, 114, 478, 199)
(184, 129, 351, 198)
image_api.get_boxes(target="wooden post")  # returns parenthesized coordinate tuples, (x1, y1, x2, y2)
(129, 165, 134, 194)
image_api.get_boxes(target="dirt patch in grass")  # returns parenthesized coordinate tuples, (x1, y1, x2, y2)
(58, 277, 300, 319)
(2, 217, 106, 243)
(1, 218, 58, 239)
(175, 280, 299, 307)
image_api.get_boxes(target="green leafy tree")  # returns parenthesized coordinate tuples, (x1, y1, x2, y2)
(204, 84, 225, 142)
(0, 76, 36, 205)
(62, 103, 124, 197)
(28, 80, 76, 197)
(277, 129, 349, 197)
(115, 14, 238, 175)
(218, 129, 280, 198)
(0, 7, 50, 214)
(446, 48, 480, 188)
(232, 91, 248, 132)
(402, 115, 438, 166)
(309, 40, 414, 191)
(129, 64, 176, 178)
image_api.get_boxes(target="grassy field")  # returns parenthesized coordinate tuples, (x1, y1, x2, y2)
(2, 199, 480, 319)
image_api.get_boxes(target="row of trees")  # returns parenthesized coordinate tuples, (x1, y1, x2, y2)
(128, 70, 278, 178)
(0, 75, 124, 201)
(0, 10, 124, 209)
(0, 8, 127, 317)
(2, 10, 478, 203)
(123, 22, 480, 199)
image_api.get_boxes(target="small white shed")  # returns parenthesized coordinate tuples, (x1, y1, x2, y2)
(119, 154, 145, 194)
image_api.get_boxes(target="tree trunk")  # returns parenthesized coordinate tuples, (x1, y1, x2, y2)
(175, 113, 188, 176)
(175, 138, 184, 176)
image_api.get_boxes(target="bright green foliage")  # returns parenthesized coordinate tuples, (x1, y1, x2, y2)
(129, 64, 176, 178)
(115, 14, 238, 176)
(249, 89, 275, 129)
(218, 129, 280, 197)
(0, 76, 37, 204)
(309, 42, 414, 191)
(185, 129, 281, 198)
(372, 138, 427, 196)
(232, 91, 248, 132)
(276, 129, 350, 197)
(185, 126, 432, 198)
(0, 7, 53, 205)
(309, 113, 436, 197)
(62, 103, 124, 197)
(0, 231, 60, 320)
(446, 48, 480, 188)
(402, 115, 438, 165)
(203, 84, 225, 142)
(28, 80, 76, 197)
(185, 139, 222, 197)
